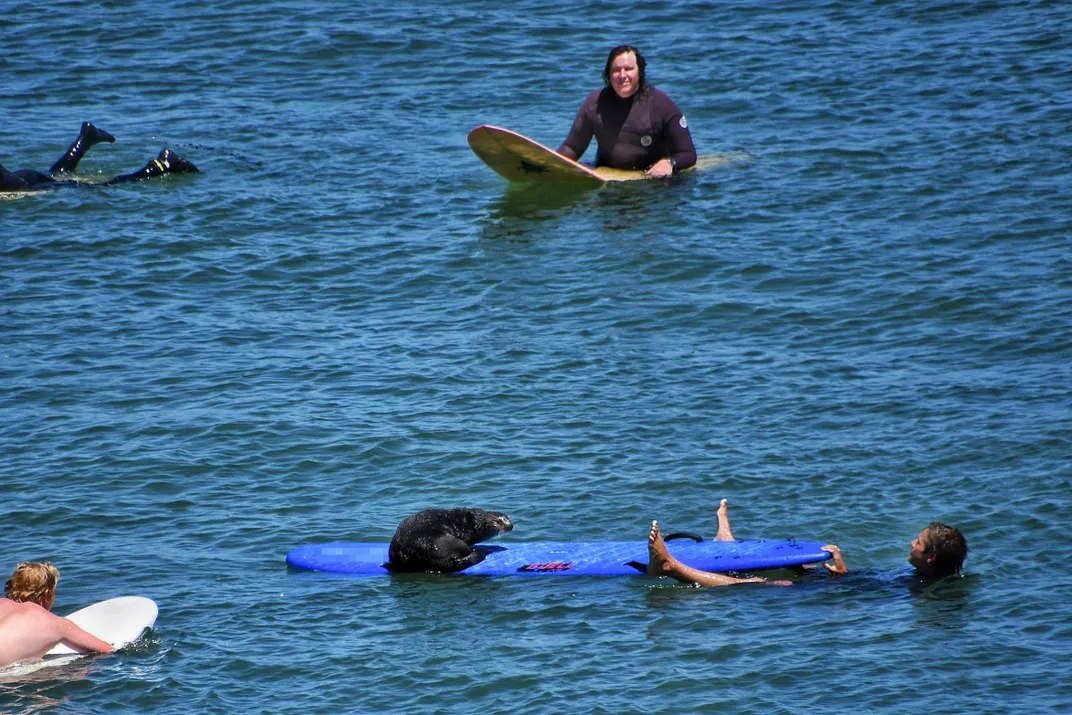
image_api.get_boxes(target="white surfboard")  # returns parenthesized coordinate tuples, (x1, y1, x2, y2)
(46, 596, 158, 657)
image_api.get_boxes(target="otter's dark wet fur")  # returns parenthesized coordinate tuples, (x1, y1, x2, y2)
(387, 508, 514, 573)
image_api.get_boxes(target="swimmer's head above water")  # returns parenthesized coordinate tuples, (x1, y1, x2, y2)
(5, 561, 59, 609)
(909, 522, 967, 577)
(602, 44, 647, 99)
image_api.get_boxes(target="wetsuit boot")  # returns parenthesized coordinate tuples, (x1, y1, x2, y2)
(48, 122, 116, 174)
(111, 148, 199, 183)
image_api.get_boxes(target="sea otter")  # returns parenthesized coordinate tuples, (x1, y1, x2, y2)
(387, 507, 514, 573)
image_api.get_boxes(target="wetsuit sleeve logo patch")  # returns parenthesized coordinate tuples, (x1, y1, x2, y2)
(640, 135, 652, 147)
(679, 116, 688, 129)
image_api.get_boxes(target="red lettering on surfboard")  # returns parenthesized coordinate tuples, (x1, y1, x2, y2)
(517, 562, 574, 572)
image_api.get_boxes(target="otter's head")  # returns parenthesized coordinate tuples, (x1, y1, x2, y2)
(469, 509, 514, 542)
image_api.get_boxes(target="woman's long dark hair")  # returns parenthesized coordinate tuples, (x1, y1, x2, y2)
(602, 44, 647, 90)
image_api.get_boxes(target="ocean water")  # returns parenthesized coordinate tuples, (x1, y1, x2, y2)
(2, 0, 1070, 712)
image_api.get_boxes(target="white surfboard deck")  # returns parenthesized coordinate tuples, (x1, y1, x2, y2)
(46, 596, 158, 656)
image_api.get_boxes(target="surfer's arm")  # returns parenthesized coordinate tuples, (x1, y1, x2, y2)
(786, 545, 847, 575)
(557, 123, 592, 160)
(666, 128, 696, 171)
(655, 91, 696, 171)
(558, 93, 597, 161)
(54, 616, 116, 654)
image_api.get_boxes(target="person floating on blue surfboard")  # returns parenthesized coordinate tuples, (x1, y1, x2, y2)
(0, 122, 198, 192)
(0, 561, 115, 667)
(557, 45, 697, 179)
(646, 499, 968, 587)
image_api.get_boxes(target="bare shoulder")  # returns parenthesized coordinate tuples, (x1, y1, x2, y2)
(0, 598, 60, 635)
(11, 600, 64, 625)
(0, 598, 44, 616)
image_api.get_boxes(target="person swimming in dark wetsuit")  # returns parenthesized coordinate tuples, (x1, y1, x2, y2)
(557, 45, 697, 178)
(0, 122, 198, 192)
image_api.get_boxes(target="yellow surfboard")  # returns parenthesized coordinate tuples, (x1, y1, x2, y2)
(468, 125, 610, 185)
(468, 125, 736, 185)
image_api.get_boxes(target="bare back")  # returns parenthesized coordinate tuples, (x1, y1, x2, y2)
(0, 598, 114, 667)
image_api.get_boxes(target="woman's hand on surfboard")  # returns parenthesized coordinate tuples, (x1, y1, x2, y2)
(645, 158, 674, 179)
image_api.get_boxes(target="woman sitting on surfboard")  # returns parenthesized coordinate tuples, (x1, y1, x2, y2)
(557, 45, 696, 178)
(646, 499, 968, 587)
(0, 561, 114, 666)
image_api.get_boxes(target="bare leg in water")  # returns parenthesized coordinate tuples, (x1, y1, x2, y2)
(715, 498, 734, 542)
(647, 500, 793, 586)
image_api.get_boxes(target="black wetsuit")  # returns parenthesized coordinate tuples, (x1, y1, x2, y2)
(0, 122, 197, 193)
(558, 85, 697, 172)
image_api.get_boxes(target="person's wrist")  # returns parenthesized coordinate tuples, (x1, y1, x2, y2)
(667, 157, 677, 173)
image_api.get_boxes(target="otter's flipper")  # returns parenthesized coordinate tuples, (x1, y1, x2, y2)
(384, 535, 482, 574)
(111, 148, 199, 184)
(48, 122, 116, 174)
(439, 536, 491, 572)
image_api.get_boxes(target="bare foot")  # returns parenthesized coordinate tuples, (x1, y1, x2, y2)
(647, 518, 783, 587)
(647, 520, 675, 576)
(715, 498, 735, 541)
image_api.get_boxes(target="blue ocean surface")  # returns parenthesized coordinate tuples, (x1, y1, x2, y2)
(2, 0, 1070, 712)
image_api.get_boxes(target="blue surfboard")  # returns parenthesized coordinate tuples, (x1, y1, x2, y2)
(286, 539, 831, 576)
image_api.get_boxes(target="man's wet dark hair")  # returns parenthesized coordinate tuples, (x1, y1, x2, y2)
(924, 521, 968, 576)
(602, 45, 647, 91)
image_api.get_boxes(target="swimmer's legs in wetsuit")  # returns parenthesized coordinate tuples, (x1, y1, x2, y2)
(110, 148, 199, 183)
(1, 122, 115, 191)
(48, 121, 197, 183)
(2, 124, 198, 192)
(0, 163, 33, 191)
(48, 122, 116, 174)
(0, 164, 76, 191)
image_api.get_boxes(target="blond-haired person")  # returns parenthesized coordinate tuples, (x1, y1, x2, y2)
(0, 561, 115, 667)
